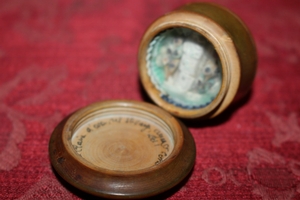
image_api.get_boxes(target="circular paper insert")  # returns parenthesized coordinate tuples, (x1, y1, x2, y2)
(147, 27, 222, 109)
(70, 107, 174, 171)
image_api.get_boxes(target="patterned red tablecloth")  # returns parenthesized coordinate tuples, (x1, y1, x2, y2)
(1, 0, 300, 199)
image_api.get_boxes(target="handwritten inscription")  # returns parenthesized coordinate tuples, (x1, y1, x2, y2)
(86, 117, 122, 133)
(72, 135, 86, 155)
(147, 129, 170, 164)
(85, 117, 151, 133)
(125, 117, 151, 132)
(72, 116, 172, 165)
(155, 151, 168, 165)
(148, 129, 169, 149)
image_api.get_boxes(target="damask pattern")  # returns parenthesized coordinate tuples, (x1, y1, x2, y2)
(0, 0, 299, 199)
(0, 67, 66, 171)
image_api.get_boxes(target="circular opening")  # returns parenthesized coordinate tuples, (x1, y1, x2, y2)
(69, 106, 175, 172)
(146, 27, 222, 109)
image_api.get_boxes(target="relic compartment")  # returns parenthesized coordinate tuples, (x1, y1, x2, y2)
(146, 27, 223, 110)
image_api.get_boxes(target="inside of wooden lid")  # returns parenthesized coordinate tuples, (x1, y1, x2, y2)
(70, 107, 175, 172)
(146, 27, 222, 110)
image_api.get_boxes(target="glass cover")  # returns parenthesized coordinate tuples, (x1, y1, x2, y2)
(147, 28, 222, 109)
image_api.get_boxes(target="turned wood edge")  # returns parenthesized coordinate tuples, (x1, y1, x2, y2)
(49, 101, 196, 199)
(138, 2, 257, 119)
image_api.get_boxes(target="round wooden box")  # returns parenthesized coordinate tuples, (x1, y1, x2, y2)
(49, 100, 196, 199)
(139, 2, 257, 119)
(49, 2, 256, 199)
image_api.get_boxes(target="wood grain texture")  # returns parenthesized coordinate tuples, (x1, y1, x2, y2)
(138, 2, 257, 119)
(49, 100, 196, 199)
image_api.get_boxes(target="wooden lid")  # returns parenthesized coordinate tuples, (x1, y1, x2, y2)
(49, 100, 196, 199)
(138, 3, 257, 119)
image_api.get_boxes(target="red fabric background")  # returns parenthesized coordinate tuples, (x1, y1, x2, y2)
(1, 0, 300, 199)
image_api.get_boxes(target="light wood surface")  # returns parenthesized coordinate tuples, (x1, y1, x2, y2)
(71, 112, 174, 171)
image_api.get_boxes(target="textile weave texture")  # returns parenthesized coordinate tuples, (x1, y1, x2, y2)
(1, 0, 300, 199)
